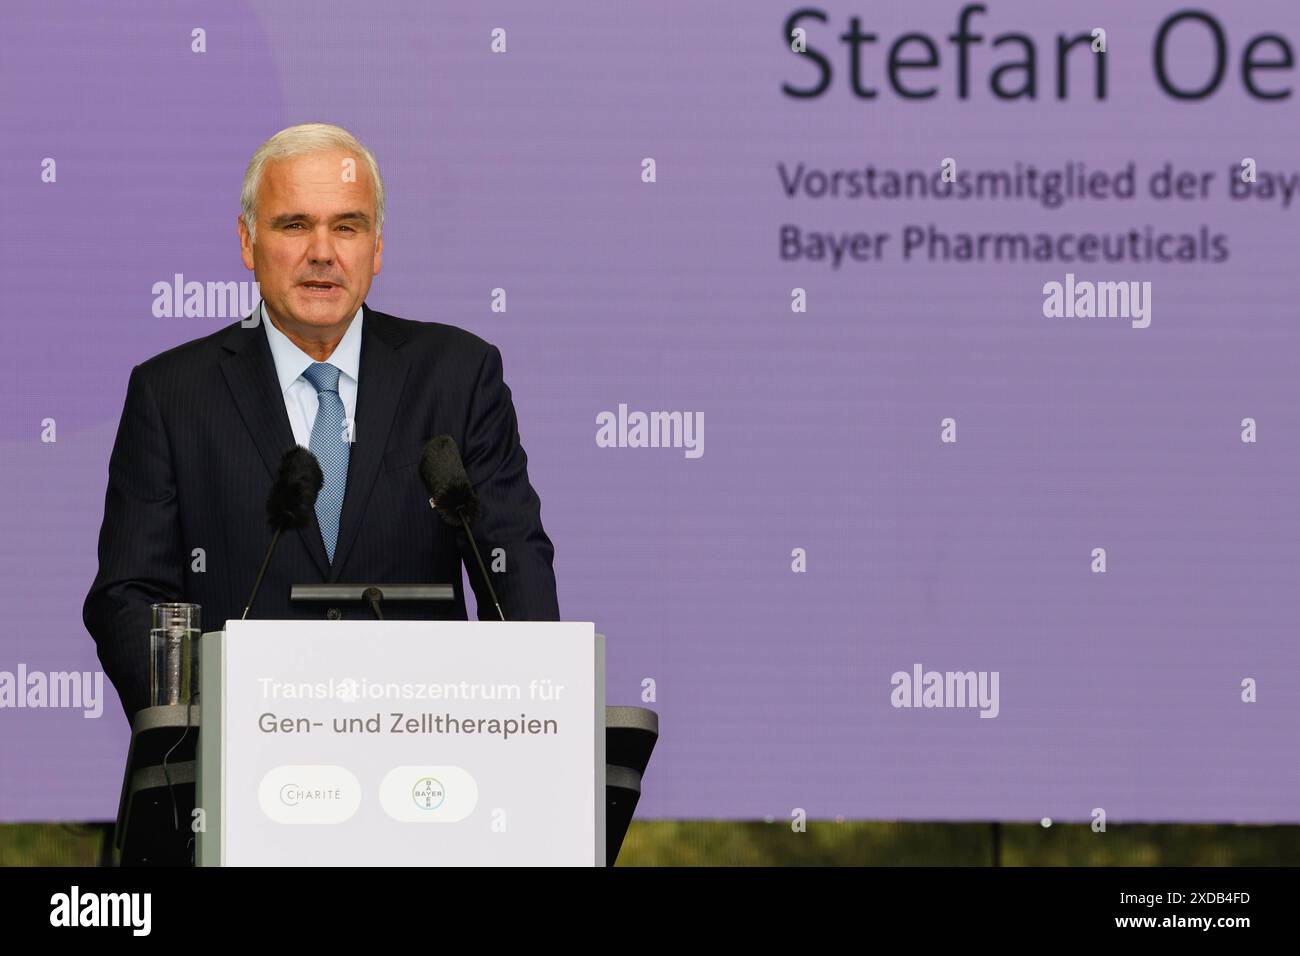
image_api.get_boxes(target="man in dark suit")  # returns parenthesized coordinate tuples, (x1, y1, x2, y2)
(84, 123, 560, 723)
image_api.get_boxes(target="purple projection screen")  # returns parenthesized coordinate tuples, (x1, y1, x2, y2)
(2, 1, 1298, 823)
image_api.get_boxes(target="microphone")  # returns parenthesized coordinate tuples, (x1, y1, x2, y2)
(241, 447, 323, 620)
(419, 436, 505, 621)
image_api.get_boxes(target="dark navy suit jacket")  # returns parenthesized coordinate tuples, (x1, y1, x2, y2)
(83, 303, 560, 722)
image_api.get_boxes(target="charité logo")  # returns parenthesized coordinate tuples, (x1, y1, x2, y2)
(279, 783, 345, 806)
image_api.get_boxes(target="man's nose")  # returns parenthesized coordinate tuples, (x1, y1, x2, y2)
(307, 226, 335, 263)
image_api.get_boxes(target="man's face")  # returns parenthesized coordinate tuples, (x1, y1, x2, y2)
(238, 148, 382, 337)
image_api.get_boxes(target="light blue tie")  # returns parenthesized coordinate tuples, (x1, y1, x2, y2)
(301, 362, 349, 563)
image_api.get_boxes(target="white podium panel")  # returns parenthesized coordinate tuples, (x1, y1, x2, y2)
(197, 620, 604, 866)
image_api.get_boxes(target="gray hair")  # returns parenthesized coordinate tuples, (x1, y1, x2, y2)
(240, 122, 385, 244)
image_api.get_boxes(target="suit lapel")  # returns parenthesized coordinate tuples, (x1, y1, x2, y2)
(328, 304, 411, 581)
(219, 308, 331, 579)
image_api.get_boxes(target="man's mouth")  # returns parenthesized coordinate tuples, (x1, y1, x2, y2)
(300, 281, 341, 294)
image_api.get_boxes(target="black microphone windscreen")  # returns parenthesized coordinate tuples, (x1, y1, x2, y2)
(267, 446, 323, 530)
(418, 436, 479, 527)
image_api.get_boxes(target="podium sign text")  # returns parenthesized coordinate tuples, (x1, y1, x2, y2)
(197, 620, 603, 865)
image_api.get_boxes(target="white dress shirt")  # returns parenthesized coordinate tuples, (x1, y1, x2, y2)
(260, 300, 363, 448)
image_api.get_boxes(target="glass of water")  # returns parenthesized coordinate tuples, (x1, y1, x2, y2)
(150, 603, 201, 708)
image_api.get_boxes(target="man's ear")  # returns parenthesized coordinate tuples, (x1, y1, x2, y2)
(373, 232, 383, 276)
(238, 215, 255, 271)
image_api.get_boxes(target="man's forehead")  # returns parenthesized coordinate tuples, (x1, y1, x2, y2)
(262, 151, 374, 201)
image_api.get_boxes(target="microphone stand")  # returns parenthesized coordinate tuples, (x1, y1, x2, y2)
(457, 505, 505, 622)
(362, 586, 386, 621)
(242, 526, 283, 620)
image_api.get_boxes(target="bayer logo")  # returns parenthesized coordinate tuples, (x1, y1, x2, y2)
(412, 777, 446, 810)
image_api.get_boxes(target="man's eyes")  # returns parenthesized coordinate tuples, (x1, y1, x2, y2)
(283, 223, 357, 232)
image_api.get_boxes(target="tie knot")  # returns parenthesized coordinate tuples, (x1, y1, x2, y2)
(302, 362, 342, 395)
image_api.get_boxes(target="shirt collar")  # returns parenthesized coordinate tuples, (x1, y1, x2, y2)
(261, 300, 364, 394)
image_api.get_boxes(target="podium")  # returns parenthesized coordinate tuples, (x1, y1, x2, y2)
(112, 703, 200, 866)
(114, 620, 657, 866)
